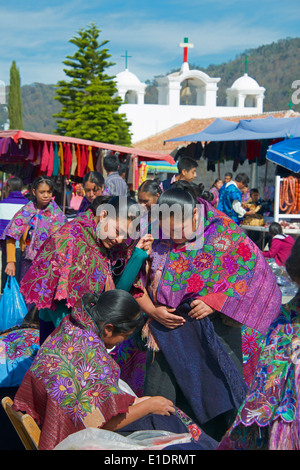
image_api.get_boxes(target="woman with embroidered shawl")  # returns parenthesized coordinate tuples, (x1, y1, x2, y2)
(19, 196, 151, 347)
(137, 186, 282, 441)
(12, 290, 218, 450)
(1, 176, 67, 282)
(218, 237, 300, 450)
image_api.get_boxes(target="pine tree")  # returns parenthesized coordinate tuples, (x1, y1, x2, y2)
(53, 24, 132, 145)
(8, 61, 23, 130)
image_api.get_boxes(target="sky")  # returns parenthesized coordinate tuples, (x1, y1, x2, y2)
(0, 0, 299, 86)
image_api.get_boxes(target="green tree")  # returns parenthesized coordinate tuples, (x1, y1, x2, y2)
(8, 61, 23, 129)
(53, 24, 132, 145)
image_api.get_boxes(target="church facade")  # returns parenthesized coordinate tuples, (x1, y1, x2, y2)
(115, 39, 266, 143)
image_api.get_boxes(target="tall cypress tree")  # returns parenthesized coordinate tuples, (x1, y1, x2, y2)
(8, 61, 23, 130)
(54, 24, 132, 145)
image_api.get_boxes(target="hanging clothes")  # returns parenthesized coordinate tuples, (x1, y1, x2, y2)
(87, 146, 94, 171)
(40, 141, 50, 173)
(46, 142, 55, 177)
(52, 142, 59, 176)
(58, 142, 64, 175)
(70, 144, 77, 177)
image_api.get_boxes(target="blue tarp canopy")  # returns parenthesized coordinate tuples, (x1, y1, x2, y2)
(266, 138, 300, 173)
(165, 116, 300, 143)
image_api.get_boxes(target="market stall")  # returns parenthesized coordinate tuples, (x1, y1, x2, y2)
(0, 129, 176, 208)
(266, 137, 300, 223)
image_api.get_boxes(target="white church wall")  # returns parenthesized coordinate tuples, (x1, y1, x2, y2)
(122, 102, 264, 143)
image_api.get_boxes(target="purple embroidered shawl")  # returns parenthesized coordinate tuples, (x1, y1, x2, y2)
(1, 199, 67, 261)
(146, 199, 281, 334)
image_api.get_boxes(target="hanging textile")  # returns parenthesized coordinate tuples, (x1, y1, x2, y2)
(138, 162, 148, 186)
(70, 144, 77, 177)
(52, 142, 59, 176)
(58, 142, 64, 175)
(88, 146, 94, 171)
(40, 141, 50, 173)
(46, 142, 55, 177)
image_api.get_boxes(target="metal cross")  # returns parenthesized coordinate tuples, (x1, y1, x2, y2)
(121, 50, 132, 69)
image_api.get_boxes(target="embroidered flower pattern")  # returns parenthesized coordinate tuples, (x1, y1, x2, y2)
(237, 243, 252, 261)
(222, 255, 239, 275)
(187, 274, 204, 293)
(213, 234, 232, 252)
(193, 253, 213, 270)
(170, 256, 189, 274)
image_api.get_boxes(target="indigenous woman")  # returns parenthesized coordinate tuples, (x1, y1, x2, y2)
(12, 290, 218, 450)
(20, 196, 151, 348)
(218, 237, 300, 450)
(138, 179, 162, 212)
(137, 186, 282, 441)
(1, 176, 67, 282)
(209, 178, 223, 208)
(77, 171, 107, 213)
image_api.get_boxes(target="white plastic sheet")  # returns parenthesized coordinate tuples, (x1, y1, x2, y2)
(54, 427, 191, 450)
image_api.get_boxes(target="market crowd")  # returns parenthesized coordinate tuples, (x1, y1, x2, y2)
(0, 152, 299, 451)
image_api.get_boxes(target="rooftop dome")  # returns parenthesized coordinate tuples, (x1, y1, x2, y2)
(115, 69, 142, 87)
(230, 73, 261, 90)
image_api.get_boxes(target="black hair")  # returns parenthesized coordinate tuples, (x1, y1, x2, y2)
(81, 290, 143, 336)
(285, 237, 300, 283)
(172, 180, 214, 203)
(90, 195, 113, 215)
(177, 156, 198, 174)
(103, 154, 119, 173)
(250, 188, 259, 195)
(32, 176, 54, 192)
(235, 173, 250, 186)
(138, 179, 162, 196)
(118, 163, 127, 177)
(82, 171, 105, 188)
(5, 176, 23, 193)
(157, 186, 196, 220)
(269, 222, 283, 236)
(212, 178, 222, 187)
(95, 195, 141, 222)
(224, 172, 233, 178)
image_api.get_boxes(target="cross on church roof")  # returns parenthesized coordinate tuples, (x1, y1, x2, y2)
(121, 50, 132, 69)
(179, 37, 194, 63)
(244, 55, 251, 74)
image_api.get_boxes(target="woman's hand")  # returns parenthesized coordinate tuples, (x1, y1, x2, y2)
(136, 234, 154, 255)
(148, 396, 175, 416)
(188, 299, 214, 320)
(5, 262, 15, 277)
(152, 305, 185, 329)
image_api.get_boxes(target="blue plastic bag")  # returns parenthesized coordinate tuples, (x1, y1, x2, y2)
(0, 276, 28, 331)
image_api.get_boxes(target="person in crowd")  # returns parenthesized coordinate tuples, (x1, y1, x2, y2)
(118, 163, 127, 180)
(160, 156, 198, 191)
(1, 176, 67, 282)
(77, 171, 106, 213)
(138, 180, 162, 213)
(19, 196, 152, 347)
(12, 289, 218, 450)
(262, 222, 295, 266)
(218, 237, 300, 450)
(249, 188, 263, 205)
(224, 172, 233, 184)
(104, 154, 128, 196)
(241, 185, 250, 204)
(0, 177, 29, 291)
(209, 178, 223, 207)
(69, 183, 84, 211)
(217, 173, 255, 224)
(136, 185, 282, 442)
